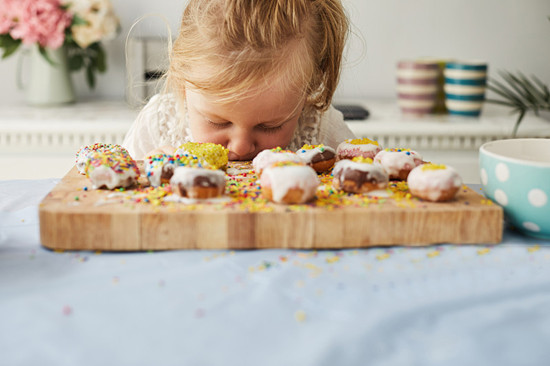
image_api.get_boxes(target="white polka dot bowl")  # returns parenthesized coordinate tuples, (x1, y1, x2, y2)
(479, 138, 550, 239)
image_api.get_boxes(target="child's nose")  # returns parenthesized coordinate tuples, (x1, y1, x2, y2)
(227, 131, 255, 160)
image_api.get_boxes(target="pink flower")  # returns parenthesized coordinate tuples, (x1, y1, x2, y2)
(8, 0, 73, 49)
(0, 0, 17, 34)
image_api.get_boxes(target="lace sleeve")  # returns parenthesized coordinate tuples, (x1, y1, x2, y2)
(317, 105, 356, 149)
(122, 94, 187, 160)
(287, 105, 356, 151)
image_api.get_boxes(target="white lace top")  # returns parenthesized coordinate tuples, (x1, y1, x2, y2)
(122, 93, 356, 160)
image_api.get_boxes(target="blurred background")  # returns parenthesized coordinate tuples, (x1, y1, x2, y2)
(1, 0, 549, 182)
(0, 0, 548, 103)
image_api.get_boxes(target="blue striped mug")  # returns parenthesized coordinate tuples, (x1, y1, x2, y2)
(444, 61, 488, 117)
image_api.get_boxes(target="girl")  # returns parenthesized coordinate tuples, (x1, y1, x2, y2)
(123, 0, 356, 161)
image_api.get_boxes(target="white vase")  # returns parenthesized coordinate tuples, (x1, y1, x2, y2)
(18, 45, 75, 106)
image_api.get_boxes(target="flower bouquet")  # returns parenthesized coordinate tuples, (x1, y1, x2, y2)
(0, 0, 120, 88)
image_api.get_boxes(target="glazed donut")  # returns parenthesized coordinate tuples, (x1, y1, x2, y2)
(336, 138, 383, 160)
(407, 163, 462, 202)
(145, 154, 181, 187)
(374, 148, 424, 180)
(252, 147, 303, 176)
(332, 157, 389, 194)
(76, 143, 129, 175)
(260, 161, 319, 204)
(296, 144, 336, 173)
(85, 150, 140, 190)
(170, 166, 226, 199)
(174, 142, 229, 170)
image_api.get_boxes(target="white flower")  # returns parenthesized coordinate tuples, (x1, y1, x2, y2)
(63, 0, 120, 48)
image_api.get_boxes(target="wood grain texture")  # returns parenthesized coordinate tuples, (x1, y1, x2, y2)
(39, 165, 503, 251)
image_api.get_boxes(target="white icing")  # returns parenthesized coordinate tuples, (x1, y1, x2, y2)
(226, 167, 253, 176)
(260, 165, 319, 203)
(333, 160, 389, 188)
(252, 149, 303, 174)
(170, 167, 226, 195)
(407, 165, 462, 201)
(333, 159, 383, 174)
(145, 157, 178, 187)
(296, 145, 336, 163)
(88, 165, 138, 190)
(336, 140, 382, 159)
(374, 149, 423, 178)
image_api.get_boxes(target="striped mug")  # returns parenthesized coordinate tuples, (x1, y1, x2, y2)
(444, 61, 488, 117)
(396, 60, 440, 116)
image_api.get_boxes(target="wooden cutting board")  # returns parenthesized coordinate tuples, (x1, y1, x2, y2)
(39, 162, 503, 251)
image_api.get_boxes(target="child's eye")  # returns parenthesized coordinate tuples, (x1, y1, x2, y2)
(206, 119, 231, 129)
(256, 124, 283, 134)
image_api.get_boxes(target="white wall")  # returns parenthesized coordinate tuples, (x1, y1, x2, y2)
(0, 0, 549, 103)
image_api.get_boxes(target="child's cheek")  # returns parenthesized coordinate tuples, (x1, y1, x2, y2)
(190, 123, 226, 146)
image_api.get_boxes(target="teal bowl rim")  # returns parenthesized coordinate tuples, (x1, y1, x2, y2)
(480, 138, 550, 168)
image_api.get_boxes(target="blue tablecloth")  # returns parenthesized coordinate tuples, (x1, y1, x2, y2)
(1, 179, 550, 366)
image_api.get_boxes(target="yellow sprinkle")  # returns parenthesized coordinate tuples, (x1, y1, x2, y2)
(295, 310, 307, 323)
(528, 245, 541, 253)
(305, 263, 321, 272)
(427, 250, 440, 258)
(351, 156, 374, 164)
(300, 144, 324, 151)
(326, 256, 340, 263)
(477, 248, 491, 255)
(422, 163, 447, 171)
(376, 253, 390, 261)
(54, 249, 64, 253)
(346, 138, 379, 146)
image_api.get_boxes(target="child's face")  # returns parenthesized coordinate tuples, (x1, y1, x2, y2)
(185, 81, 303, 161)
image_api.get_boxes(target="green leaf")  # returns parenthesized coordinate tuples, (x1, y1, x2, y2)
(86, 64, 96, 89)
(68, 54, 84, 71)
(487, 78, 525, 106)
(499, 71, 532, 104)
(504, 72, 541, 111)
(38, 46, 57, 66)
(72, 14, 89, 26)
(96, 45, 106, 73)
(516, 72, 548, 106)
(484, 99, 517, 107)
(512, 109, 526, 137)
(0, 35, 21, 59)
(530, 74, 550, 101)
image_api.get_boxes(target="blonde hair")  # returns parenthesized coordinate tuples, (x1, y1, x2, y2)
(166, 0, 349, 112)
